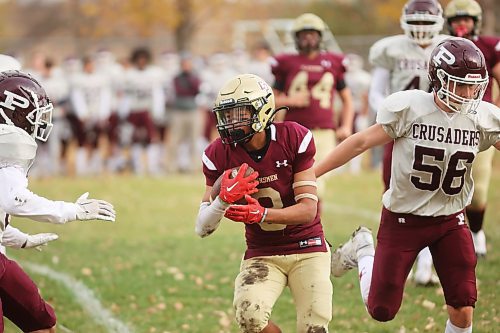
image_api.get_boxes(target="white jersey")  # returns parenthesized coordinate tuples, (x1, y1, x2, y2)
(0, 125, 78, 238)
(369, 34, 449, 93)
(247, 57, 276, 87)
(70, 71, 112, 122)
(120, 66, 165, 118)
(198, 67, 238, 109)
(345, 68, 371, 113)
(377, 90, 500, 216)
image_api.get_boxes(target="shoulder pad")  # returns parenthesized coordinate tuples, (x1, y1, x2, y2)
(381, 90, 415, 113)
(0, 125, 37, 171)
(475, 101, 500, 130)
(369, 35, 406, 64)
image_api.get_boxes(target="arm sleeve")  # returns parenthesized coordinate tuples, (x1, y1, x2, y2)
(369, 67, 390, 113)
(195, 197, 230, 238)
(1, 225, 28, 248)
(0, 167, 78, 224)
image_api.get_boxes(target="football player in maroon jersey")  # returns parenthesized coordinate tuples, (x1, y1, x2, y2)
(272, 13, 354, 196)
(196, 74, 332, 333)
(445, 0, 500, 257)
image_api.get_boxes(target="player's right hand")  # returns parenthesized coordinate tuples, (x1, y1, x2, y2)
(23, 233, 59, 251)
(75, 192, 116, 222)
(219, 163, 259, 204)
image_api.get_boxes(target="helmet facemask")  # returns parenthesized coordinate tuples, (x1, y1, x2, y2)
(29, 90, 54, 142)
(215, 104, 259, 145)
(401, 13, 444, 45)
(435, 69, 488, 114)
(295, 29, 322, 53)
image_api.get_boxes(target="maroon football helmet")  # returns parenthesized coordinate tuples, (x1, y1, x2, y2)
(0, 70, 53, 141)
(400, 0, 444, 45)
(428, 37, 488, 114)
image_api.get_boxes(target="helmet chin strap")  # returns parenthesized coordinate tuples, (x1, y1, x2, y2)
(266, 106, 288, 125)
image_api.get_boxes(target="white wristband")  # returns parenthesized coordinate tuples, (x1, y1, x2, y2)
(259, 208, 268, 224)
(195, 197, 230, 238)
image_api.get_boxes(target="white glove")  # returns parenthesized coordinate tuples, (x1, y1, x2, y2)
(75, 192, 116, 222)
(23, 233, 59, 251)
(2, 225, 59, 251)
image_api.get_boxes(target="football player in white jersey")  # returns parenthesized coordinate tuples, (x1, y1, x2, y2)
(369, 0, 448, 285)
(70, 56, 112, 175)
(119, 48, 165, 175)
(0, 70, 116, 332)
(344, 53, 371, 174)
(0, 55, 62, 255)
(315, 38, 498, 333)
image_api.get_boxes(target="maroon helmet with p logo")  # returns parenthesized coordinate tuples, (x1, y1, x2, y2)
(428, 37, 488, 114)
(0, 70, 53, 141)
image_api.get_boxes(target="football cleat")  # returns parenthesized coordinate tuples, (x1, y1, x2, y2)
(471, 230, 487, 257)
(331, 226, 375, 277)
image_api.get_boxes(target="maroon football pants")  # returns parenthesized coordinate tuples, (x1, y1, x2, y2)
(0, 254, 56, 332)
(367, 208, 477, 322)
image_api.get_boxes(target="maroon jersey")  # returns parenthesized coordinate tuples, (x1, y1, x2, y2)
(473, 35, 499, 103)
(272, 52, 346, 130)
(202, 122, 327, 259)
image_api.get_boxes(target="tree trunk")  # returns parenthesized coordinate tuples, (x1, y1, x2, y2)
(175, 0, 194, 52)
(480, 0, 495, 35)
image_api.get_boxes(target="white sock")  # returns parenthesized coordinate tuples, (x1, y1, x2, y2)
(89, 151, 102, 175)
(146, 144, 162, 175)
(445, 319, 472, 333)
(417, 247, 433, 268)
(75, 148, 88, 176)
(358, 255, 374, 306)
(131, 145, 145, 175)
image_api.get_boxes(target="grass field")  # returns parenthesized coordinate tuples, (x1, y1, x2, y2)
(7, 156, 500, 333)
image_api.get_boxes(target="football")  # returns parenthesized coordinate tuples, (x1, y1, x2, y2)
(210, 165, 255, 204)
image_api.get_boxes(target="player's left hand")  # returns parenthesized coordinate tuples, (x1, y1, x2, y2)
(75, 192, 116, 222)
(23, 233, 59, 251)
(224, 195, 267, 224)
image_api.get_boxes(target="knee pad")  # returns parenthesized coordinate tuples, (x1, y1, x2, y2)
(369, 305, 396, 322)
(234, 299, 269, 333)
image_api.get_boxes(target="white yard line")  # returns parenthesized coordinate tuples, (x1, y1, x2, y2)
(21, 261, 134, 333)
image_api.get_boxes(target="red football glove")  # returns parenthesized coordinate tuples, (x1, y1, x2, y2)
(224, 195, 268, 224)
(219, 163, 259, 204)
